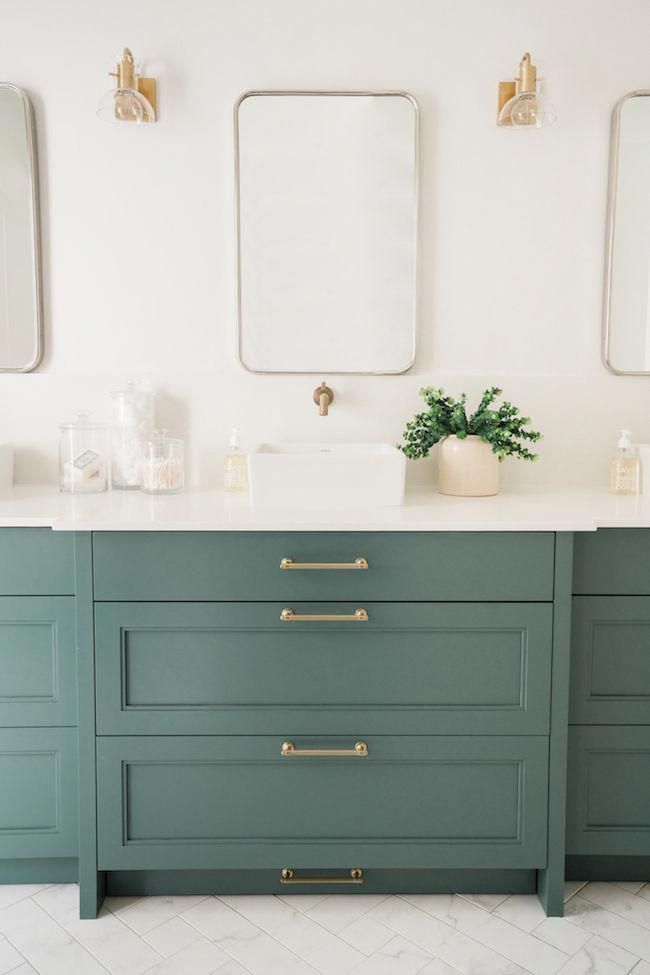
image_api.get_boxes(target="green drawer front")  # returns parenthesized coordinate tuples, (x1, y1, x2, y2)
(574, 529, 650, 595)
(0, 727, 78, 859)
(95, 601, 553, 736)
(567, 726, 650, 856)
(0, 598, 77, 727)
(97, 735, 548, 871)
(0, 529, 74, 595)
(93, 531, 554, 602)
(571, 597, 650, 724)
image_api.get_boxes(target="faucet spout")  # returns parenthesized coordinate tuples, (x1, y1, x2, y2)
(313, 381, 334, 416)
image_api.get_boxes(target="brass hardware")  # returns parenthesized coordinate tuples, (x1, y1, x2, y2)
(313, 381, 334, 416)
(136, 76, 157, 117)
(281, 867, 363, 885)
(281, 741, 368, 757)
(280, 556, 368, 571)
(280, 608, 368, 622)
(497, 81, 516, 121)
(518, 52, 537, 94)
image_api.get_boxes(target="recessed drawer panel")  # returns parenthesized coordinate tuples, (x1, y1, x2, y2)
(97, 735, 548, 871)
(571, 597, 650, 724)
(567, 726, 650, 856)
(0, 597, 77, 727)
(95, 601, 552, 735)
(574, 529, 650, 595)
(92, 531, 554, 602)
(0, 528, 74, 595)
(0, 727, 78, 859)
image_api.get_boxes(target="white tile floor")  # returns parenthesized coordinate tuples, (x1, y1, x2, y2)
(0, 882, 648, 975)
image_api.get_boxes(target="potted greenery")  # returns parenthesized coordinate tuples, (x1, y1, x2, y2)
(400, 386, 541, 496)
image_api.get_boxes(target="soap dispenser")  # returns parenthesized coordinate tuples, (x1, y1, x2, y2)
(224, 428, 249, 493)
(610, 429, 640, 495)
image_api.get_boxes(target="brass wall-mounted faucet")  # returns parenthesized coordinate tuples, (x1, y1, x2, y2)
(313, 382, 334, 416)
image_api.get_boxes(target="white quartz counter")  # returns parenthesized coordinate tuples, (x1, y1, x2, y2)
(1, 484, 650, 531)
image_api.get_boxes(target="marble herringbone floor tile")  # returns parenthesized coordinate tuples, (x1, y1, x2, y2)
(0, 883, 647, 975)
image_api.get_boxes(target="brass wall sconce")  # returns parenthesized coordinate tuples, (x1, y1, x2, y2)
(97, 48, 157, 124)
(497, 52, 556, 128)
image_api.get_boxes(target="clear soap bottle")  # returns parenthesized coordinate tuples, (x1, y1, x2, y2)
(610, 429, 640, 495)
(224, 427, 249, 493)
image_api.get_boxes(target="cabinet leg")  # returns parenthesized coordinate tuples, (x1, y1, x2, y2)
(536, 533, 574, 918)
(79, 870, 106, 920)
(537, 866, 564, 917)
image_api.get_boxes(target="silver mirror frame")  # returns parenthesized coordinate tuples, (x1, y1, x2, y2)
(234, 90, 420, 375)
(0, 84, 43, 373)
(602, 90, 650, 376)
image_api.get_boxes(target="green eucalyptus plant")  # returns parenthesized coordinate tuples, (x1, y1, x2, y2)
(400, 386, 542, 462)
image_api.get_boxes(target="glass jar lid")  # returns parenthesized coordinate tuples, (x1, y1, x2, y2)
(59, 410, 107, 431)
(141, 428, 184, 448)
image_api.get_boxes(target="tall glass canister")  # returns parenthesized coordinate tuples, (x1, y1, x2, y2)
(110, 380, 154, 490)
(59, 411, 108, 493)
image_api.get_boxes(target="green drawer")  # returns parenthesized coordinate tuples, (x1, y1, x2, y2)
(0, 529, 74, 595)
(95, 601, 552, 735)
(574, 529, 650, 595)
(97, 735, 548, 871)
(571, 597, 650, 724)
(0, 597, 77, 727)
(0, 727, 78, 859)
(92, 531, 554, 602)
(567, 726, 650, 856)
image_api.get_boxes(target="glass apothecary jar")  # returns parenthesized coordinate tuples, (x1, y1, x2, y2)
(140, 430, 184, 494)
(59, 411, 108, 494)
(110, 380, 154, 490)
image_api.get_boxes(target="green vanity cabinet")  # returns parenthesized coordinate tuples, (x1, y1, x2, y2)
(87, 529, 569, 917)
(567, 530, 650, 880)
(0, 530, 78, 883)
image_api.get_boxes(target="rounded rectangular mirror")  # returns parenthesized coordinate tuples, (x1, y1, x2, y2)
(604, 92, 650, 374)
(235, 91, 419, 374)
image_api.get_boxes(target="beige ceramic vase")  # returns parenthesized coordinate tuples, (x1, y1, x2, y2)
(437, 435, 499, 497)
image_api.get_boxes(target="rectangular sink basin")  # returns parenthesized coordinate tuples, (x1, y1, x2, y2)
(249, 442, 406, 508)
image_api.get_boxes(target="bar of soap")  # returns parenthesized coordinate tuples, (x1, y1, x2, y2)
(64, 449, 105, 485)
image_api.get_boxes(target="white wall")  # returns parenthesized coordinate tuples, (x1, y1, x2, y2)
(0, 0, 649, 489)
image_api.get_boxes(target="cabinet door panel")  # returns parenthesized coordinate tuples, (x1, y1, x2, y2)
(567, 726, 650, 855)
(0, 727, 78, 859)
(93, 531, 554, 602)
(96, 602, 552, 735)
(571, 597, 650, 724)
(0, 529, 74, 595)
(0, 597, 76, 727)
(97, 735, 548, 871)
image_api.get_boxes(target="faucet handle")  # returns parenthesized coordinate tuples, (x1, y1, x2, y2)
(313, 382, 334, 416)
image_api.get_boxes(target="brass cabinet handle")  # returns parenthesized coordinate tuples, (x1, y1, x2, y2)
(280, 608, 368, 622)
(281, 740, 368, 757)
(281, 868, 363, 885)
(280, 557, 368, 570)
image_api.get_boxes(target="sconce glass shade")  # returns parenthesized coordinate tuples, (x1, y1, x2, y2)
(97, 86, 155, 123)
(498, 90, 556, 128)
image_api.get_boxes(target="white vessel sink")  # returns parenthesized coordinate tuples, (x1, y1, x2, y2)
(249, 442, 406, 508)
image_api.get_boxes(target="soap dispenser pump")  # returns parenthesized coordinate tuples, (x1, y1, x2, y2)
(224, 427, 249, 493)
(610, 429, 640, 495)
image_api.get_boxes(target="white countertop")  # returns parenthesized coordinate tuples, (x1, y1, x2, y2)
(1, 484, 650, 531)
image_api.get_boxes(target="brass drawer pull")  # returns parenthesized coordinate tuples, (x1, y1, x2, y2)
(281, 740, 368, 757)
(281, 868, 363, 885)
(280, 608, 368, 622)
(280, 557, 368, 570)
